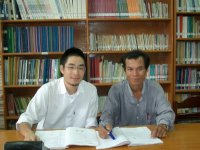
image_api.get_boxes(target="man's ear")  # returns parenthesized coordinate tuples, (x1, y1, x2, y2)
(60, 65, 64, 75)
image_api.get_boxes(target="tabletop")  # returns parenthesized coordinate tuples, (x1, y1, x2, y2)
(0, 123, 200, 150)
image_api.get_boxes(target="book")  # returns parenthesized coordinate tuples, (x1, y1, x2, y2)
(35, 126, 163, 149)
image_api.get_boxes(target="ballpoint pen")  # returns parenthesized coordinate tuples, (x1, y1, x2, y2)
(107, 130, 116, 140)
(103, 126, 116, 140)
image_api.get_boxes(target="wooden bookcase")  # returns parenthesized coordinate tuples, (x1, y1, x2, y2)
(174, 0, 200, 123)
(0, 0, 174, 129)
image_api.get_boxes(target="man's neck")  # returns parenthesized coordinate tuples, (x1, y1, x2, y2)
(131, 85, 143, 101)
(64, 82, 79, 95)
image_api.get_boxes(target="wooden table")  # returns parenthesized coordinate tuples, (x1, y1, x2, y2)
(0, 123, 200, 150)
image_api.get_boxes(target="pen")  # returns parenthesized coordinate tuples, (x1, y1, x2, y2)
(108, 130, 116, 140)
(103, 126, 116, 140)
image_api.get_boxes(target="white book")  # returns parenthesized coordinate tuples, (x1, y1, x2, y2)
(36, 126, 163, 149)
(81, 0, 86, 18)
(15, 0, 27, 19)
(11, 0, 19, 20)
(61, 0, 71, 19)
(49, 0, 60, 19)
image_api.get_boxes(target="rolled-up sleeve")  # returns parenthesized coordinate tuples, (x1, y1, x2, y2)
(16, 86, 47, 130)
(155, 89, 175, 130)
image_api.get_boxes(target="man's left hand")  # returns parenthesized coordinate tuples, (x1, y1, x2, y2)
(151, 124, 168, 138)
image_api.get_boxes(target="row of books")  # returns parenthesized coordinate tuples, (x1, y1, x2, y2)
(4, 58, 61, 85)
(90, 33, 168, 51)
(176, 16, 200, 38)
(88, 0, 168, 18)
(4, 26, 74, 53)
(90, 56, 168, 83)
(15, 0, 86, 20)
(176, 68, 200, 89)
(177, 107, 200, 115)
(146, 64, 168, 81)
(177, 0, 200, 12)
(90, 56, 125, 83)
(176, 41, 200, 64)
(7, 94, 31, 116)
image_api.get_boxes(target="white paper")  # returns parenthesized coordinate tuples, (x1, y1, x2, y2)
(65, 127, 99, 146)
(96, 127, 130, 149)
(120, 127, 163, 146)
(35, 130, 67, 149)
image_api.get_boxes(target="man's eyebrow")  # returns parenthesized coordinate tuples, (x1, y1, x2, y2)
(126, 66, 144, 68)
(67, 63, 85, 66)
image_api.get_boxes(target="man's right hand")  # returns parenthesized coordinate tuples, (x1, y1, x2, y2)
(24, 130, 39, 141)
(98, 123, 112, 139)
(18, 123, 39, 141)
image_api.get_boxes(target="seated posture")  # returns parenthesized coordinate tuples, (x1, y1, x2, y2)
(98, 50, 175, 138)
(16, 47, 98, 141)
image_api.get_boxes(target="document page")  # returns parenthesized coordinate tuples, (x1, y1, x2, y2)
(36, 127, 99, 149)
(65, 127, 99, 147)
(96, 127, 130, 149)
(35, 130, 67, 149)
(120, 127, 163, 146)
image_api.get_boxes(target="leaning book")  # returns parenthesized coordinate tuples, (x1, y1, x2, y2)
(35, 126, 163, 149)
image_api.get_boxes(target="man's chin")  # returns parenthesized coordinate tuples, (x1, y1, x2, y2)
(69, 82, 80, 87)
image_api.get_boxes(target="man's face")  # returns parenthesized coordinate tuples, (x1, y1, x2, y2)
(60, 56, 85, 87)
(125, 57, 147, 89)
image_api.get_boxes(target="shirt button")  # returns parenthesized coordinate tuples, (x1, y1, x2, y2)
(137, 104, 139, 107)
(136, 116, 139, 119)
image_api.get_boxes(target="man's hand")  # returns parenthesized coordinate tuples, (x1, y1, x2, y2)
(151, 124, 168, 138)
(24, 130, 39, 141)
(18, 123, 39, 141)
(98, 124, 112, 139)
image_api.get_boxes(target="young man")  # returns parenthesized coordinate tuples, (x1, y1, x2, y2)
(16, 47, 98, 141)
(98, 50, 175, 139)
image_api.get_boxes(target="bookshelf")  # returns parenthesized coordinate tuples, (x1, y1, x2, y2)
(0, 0, 174, 129)
(174, 0, 200, 123)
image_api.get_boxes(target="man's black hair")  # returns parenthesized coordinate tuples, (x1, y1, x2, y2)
(60, 47, 85, 66)
(120, 49, 150, 70)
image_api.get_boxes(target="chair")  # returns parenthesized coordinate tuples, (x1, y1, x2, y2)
(4, 141, 49, 150)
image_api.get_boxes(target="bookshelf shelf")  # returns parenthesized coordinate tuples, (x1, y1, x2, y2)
(1, 19, 87, 23)
(176, 12, 200, 15)
(94, 81, 172, 87)
(94, 83, 113, 87)
(176, 64, 200, 67)
(176, 38, 200, 41)
(89, 50, 172, 54)
(5, 116, 19, 120)
(88, 18, 172, 22)
(0, 0, 174, 129)
(176, 89, 200, 93)
(4, 85, 40, 88)
(3, 52, 64, 56)
(174, 0, 200, 123)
